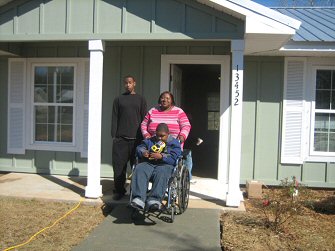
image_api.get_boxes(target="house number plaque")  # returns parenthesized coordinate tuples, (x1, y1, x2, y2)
(234, 65, 240, 106)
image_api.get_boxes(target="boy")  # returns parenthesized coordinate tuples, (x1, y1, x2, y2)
(130, 123, 181, 212)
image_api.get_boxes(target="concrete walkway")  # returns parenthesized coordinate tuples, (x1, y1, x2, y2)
(0, 172, 245, 251)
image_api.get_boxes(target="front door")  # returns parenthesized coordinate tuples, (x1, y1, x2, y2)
(171, 64, 221, 179)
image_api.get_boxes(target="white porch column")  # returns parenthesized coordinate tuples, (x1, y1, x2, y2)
(226, 40, 245, 207)
(85, 40, 105, 198)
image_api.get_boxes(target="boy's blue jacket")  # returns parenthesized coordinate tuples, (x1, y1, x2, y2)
(136, 135, 181, 166)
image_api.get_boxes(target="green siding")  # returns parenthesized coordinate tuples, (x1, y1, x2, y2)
(155, 0, 184, 33)
(241, 60, 258, 180)
(0, 8, 14, 34)
(241, 57, 283, 183)
(97, 0, 123, 34)
(17, 0, 41, 34)
(69, 0, 94, 34)
(43, 0, 67, 34)
(0, 0, 244, 41)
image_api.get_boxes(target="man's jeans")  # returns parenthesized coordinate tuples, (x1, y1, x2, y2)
(131, 162, 174, 207)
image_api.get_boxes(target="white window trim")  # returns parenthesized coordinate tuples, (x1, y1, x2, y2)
(25, 58, 87, 152)
(305, 58, 335, 162)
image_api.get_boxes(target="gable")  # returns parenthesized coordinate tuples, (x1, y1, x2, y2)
(0, 0, 244, 41)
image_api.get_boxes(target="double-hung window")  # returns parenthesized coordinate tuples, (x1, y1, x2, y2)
(311, 68, 335, 155)
(33, 65, 75, 144)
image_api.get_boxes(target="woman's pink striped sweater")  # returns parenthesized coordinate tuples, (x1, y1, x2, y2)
(141, 106, 191, 141)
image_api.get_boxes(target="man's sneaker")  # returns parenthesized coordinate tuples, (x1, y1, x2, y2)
(112, 192, 125, 201)
(190, 180, 197, 184)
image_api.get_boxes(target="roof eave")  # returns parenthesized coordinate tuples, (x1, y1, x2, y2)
(196, 0, 301, 31)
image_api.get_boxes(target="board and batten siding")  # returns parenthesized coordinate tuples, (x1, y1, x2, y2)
(241, 57, 335, 188)
(0, 41, 230, 176)
(0, 0, 244, 41)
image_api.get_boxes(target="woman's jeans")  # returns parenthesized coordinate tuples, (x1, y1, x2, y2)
(183, 149, 193, 180)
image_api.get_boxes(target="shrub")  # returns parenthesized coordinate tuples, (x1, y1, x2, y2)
(259, 176, 310, 233)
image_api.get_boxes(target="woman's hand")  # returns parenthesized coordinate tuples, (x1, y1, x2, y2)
(149, 152, 162, 160)
(178, 135, 185, 143)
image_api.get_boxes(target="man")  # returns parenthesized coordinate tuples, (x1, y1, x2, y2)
(130, 123, 181, 212)
(111, 76, 147, 200)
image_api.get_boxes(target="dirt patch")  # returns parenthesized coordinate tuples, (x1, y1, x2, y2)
(221, 189, 335, 251)
(0, 196, 104, 251)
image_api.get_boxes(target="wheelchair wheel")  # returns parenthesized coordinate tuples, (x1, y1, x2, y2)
(177, 165, 190, 214)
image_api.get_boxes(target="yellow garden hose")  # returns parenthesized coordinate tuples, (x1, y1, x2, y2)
(3, 197, 84, 251)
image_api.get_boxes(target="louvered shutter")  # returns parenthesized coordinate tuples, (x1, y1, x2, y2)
(7, 59, 26, 154)
(80, 60, 89, 158)
(281, 58, 306, 164)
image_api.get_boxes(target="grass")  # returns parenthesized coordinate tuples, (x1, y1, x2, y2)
(0, 197, 104, 251)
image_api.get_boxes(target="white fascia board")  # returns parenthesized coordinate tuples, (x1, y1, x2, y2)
(196, 0, 301, 34)
(245, 16, 297, 35)
(281, 41, 335, 52)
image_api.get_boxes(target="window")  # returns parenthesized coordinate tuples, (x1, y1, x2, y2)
(312, 69, 335, 154)
(33, 66, 75, 143)
(207, 93, 220, 130)
(7, 58, 89, 155)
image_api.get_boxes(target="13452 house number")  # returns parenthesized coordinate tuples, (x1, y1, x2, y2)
(234, 65, 240, 106)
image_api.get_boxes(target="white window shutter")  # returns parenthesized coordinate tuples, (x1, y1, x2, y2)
(281, 58, 306, 164)
(80, 60, 89, 158)
(7, 59, 26, 154)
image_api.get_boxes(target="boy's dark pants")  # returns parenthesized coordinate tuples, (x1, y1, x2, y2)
(112, 137, 138, 194)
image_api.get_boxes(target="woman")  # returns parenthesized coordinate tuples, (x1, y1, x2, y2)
(141, 91, 191, 145)
(141, 91, 194, 181)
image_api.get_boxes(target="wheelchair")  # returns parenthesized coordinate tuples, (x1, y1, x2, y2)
(129, 152, 190, 223)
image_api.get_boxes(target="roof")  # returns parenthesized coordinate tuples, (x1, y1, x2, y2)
(273, 7, 335, 42)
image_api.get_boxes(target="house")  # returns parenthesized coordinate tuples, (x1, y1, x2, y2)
(0, 0, 334, 207)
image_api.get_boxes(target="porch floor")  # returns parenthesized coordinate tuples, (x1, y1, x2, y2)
(0, 172, 244, 210)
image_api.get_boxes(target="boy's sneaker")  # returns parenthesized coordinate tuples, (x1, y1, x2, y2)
(130, 198, 145, 210)
(130, 201, 144, 210)
(148, 203, 160, 212)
